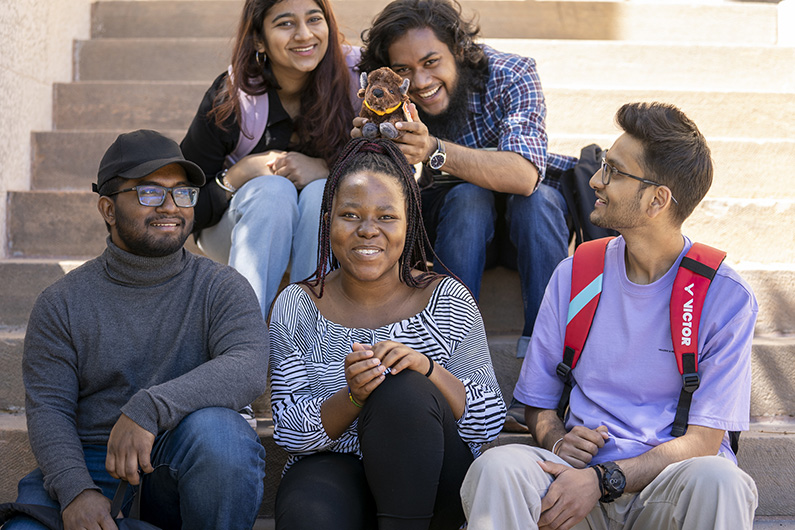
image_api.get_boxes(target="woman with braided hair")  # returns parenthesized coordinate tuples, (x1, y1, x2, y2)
(269, 138, 506, 529)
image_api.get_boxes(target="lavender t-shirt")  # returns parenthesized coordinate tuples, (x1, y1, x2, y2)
(515, 236, 757, 465)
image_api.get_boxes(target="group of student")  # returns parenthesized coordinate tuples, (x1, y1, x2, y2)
(3, 0, 759, 529)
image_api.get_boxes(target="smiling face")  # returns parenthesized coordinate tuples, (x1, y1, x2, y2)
(329, 170, 407, 285)
(589, 133, 649, 231)
(387, 27, 459, 117)
(99, 164, 194, 257)
(258, 0, 329, 81)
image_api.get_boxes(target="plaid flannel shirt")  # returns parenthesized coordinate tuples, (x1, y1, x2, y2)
(453, 45, 576, 189)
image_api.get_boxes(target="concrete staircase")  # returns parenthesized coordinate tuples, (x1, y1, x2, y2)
(2, 0, 794, 525)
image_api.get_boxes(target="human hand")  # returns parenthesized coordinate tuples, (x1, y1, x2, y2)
(268, 151, 329, 190)
(393, 103, 436, 165)
(225, 151, 282, 189)
(106, 413, 155, 486)
(62, 489, 117, 530)
(345, 343, 387, 404)
(556, 425, 609, 469)
(537, 461, 600, 530)
(370, 340, 431, 376)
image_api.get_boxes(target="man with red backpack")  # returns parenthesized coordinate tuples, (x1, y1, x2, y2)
(460, 102, 758, 530)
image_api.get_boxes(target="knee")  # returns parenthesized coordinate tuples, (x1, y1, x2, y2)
(681, 456, 756, 494)
(297, 178, 326, 214)
(511, 185, 566, 225)
(365, 371, 434, 415)
(471, 445, 547, 482)
(176, 408, 265, 476)
(441, 184, 495, 222)
(233, 174, 298, 213)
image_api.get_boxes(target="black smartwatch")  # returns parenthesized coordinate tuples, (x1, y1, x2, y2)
(596, 461, 626, 503)
(428, 137, 446, 170)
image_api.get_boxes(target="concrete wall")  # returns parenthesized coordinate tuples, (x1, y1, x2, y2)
(0, 0, 93, 258)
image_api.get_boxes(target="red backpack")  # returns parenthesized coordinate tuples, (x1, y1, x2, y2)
(555, 237, 740, 452)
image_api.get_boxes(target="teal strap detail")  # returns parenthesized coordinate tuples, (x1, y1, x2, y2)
(567, 274, 604, 325)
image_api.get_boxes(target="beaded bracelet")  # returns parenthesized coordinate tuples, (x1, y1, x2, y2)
(348, 386, 363, 408)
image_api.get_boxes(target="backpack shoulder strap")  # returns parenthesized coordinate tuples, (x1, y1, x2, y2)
(226, 65, 270, 167)
(556, 237, 613, 419)
(669, 242, 726, 437)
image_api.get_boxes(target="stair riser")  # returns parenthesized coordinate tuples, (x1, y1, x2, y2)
(4, 334, 792, 417)
(90, 1, 778, 45)
(10, 190, 794, 267)
(32, 132, 795, 201)
(53, 83, 795, 139)
(2, 416, 792, 516)
(683, 201, 795, 266)
(76, 38, 795, 94)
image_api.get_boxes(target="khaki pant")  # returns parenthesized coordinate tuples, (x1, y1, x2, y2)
(461, 445, 758, 530)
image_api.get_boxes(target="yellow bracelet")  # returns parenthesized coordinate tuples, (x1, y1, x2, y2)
(348, 386, 363, 408)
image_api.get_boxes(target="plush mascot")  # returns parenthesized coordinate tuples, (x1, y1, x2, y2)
(358, 67, 411, 139)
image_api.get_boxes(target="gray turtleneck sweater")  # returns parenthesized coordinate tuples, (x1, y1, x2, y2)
(23, 238, 269, 510)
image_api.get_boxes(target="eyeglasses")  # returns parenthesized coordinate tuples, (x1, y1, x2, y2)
(600, 152, 678, 206)
(105, 185, 199, 208)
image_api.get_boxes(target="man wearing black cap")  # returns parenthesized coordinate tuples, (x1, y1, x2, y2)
(6, 130, 269, 530)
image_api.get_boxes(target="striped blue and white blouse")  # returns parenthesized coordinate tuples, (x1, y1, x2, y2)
(269, 276, 506, 470)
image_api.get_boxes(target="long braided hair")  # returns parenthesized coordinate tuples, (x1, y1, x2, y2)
(301, 138, 442, 298)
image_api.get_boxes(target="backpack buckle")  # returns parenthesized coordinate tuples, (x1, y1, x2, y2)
(682, 372, 700, 393)
(556, 362, 571, 380)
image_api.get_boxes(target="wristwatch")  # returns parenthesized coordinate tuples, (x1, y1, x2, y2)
(596, 461, 626, 503)
(427, 137, 446, 170)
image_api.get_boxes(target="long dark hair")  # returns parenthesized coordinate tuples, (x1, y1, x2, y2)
(207, 0, 355, 166)
(359, 0, 488, 91)
(302, 138, 442, 298)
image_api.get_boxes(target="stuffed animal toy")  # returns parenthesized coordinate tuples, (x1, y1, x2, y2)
(358, 67, 411, 139)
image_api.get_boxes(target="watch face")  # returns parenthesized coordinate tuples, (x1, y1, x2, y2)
(429, 153, 445, 170)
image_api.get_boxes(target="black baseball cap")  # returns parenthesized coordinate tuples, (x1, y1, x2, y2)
(93, 129, 205, 194)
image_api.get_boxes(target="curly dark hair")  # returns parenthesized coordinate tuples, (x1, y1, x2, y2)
(616, 102, 713, 224)
(358, 0, 488, 90)
(301, 138, 443, 298)
(207, 0, 355, 166)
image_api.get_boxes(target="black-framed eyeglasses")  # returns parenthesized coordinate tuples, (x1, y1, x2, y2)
(105, 185, 199, 208)
(600, 152, 678, 206)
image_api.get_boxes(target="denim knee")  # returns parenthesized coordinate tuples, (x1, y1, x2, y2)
(231, 174, 299, 222)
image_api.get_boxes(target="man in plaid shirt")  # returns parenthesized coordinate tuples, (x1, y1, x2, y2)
(355, 0, 576, 358)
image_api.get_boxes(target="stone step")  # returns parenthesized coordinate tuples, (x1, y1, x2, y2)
(30, 130, 795, 201)
(75, 37, 795, 94)
(1, 413, 792, 517)
(8, 187, 794, 266)
(252, 518, 795, 530)
(549, 135, 795, 201)
(52, 82, 795, 140)
(89, 0, 779, 45)
(75, 38, 795, 92)
(3, 329, 791, 417)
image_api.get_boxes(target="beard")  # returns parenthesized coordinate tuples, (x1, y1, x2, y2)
(114, 212, 192, 257)
(416, 63, 479, 142)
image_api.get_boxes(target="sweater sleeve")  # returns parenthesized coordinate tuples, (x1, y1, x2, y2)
(435, 279, 507, 448)
(23, 291, 101, 510)
(121, 267, 269, 434)
(180, 72, 238, 232)
(269, 286, 342, 455)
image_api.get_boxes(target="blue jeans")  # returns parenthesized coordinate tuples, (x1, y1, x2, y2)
(5, 408, 266, 530)
(428, 182, 568, 341)
(198, 175, 325, 318)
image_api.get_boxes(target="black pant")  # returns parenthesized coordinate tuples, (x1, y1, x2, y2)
(275, 371, 474, 530)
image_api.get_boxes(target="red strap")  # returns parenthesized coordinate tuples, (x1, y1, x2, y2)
(669, 243, 726, 374)
(564, 237, 613, 369)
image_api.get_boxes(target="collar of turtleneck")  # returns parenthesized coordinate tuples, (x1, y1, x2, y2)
(101, 237, 190, 287)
